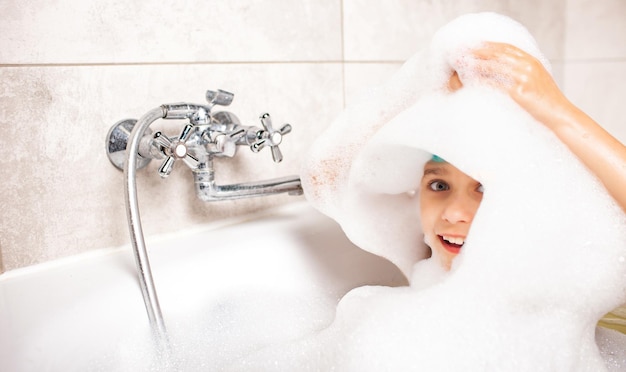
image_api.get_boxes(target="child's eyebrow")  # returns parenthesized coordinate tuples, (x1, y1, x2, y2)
(423, 167, 445, 176)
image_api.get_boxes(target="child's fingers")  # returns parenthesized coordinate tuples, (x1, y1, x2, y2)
(474, 42, 527, 58)
(447, 71, 463, 92)
(455, 43, 546, 89)
(454, 56, 516, 90)
(468, 42, 537, 76)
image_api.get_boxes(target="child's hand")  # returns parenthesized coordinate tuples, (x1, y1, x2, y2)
(448, 42, 626, 212)
(449, 42, 572, 129)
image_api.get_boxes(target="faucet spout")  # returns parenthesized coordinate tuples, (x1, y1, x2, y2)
(193, 167, 303, 201)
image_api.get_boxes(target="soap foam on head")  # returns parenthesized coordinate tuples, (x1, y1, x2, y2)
(426, 12, 551, 91)
(264, 11, 626, 372)
(300, 12, 555, 279)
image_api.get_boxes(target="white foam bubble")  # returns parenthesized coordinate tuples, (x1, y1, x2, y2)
(85, 292, 338, 372)
(290, 11, 626, 372)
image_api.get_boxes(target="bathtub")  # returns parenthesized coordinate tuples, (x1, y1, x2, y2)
(0, 202, 406, 371)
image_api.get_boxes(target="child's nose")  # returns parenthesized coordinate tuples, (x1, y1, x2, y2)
(442, 192, 478, 224)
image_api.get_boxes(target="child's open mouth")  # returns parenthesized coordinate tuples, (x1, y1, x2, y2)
(439, 235, 464, 254)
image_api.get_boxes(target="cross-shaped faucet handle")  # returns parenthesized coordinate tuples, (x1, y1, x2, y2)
(250, 113, 292, 163)
(153, 124, 199, 178)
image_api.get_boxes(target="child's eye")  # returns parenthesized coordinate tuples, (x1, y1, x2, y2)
(428, 180, 449, 191)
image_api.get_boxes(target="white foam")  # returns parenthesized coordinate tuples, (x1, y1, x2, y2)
(86, 291, 338, 371)
(282, 12, 626, 372)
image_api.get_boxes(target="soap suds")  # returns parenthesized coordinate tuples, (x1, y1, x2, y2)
(285, 12, 626, 372)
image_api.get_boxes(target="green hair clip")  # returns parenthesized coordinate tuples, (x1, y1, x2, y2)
(431, 154, 446, 163)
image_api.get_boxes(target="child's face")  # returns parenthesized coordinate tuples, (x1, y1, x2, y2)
(419, 161, 484, 270)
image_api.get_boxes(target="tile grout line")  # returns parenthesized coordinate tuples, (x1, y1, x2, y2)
(0, 60, 406, 68)
(340, 0, 347, 109)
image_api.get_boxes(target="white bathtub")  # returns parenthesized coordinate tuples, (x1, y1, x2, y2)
(0, 202, 406, 371)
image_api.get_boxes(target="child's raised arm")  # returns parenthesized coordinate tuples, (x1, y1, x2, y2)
(450, 42, 626, 212)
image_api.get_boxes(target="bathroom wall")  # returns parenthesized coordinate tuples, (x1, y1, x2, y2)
(563, 0, 626, 144)
(0, 0, 622, 274)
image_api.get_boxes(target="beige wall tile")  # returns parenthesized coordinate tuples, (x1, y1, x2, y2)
(0, 63, 343, 271)
(563, 0, 625, 150)
(506, 1, 567, 61)
(551, 60, 567, 93)
(343, 0, 446, 61)
(563, 61, 626, 143)
(343, 63, 403, 106)
(565, 0, 626, 60)
(342, 0, 566, 61)
(0, 0, 342, 64)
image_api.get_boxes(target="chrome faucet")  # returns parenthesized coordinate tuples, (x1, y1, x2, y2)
(105, 89, 302, 347)
(106, 89, 303, 199)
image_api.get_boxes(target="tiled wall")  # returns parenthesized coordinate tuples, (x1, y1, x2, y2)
(0, 0, 621, 274)
(562, 0, 626, 143)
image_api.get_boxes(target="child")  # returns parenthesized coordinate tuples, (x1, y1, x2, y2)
(422, 41, 626, 271)
(238, 13, 626, 371)
(419, 155, 483, 270)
